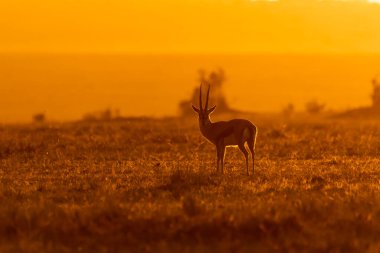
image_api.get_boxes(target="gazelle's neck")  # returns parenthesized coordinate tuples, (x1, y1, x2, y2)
(199, 118, 213, 137)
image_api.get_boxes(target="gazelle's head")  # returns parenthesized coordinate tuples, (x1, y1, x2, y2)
(192, 84, 216, 125)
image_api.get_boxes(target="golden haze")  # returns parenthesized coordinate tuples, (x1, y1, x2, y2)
(1, 0, 380, 53)
(0, 0, 380, 122)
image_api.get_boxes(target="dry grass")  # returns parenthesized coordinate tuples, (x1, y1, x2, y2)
(1, 117, 380, 252)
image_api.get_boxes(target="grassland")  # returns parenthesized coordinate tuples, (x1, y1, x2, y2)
(1, 116, 380, 252)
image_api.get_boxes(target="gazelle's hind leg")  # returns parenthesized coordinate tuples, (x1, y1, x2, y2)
(238, 143, 249, 176)
(248, 141, 255, 175)
(216, 148, 220, 173)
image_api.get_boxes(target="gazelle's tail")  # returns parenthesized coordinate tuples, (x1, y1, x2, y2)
(249, 124, 257, 149)
(247, 124, 257, 173)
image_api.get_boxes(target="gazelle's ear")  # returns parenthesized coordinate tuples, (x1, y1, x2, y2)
(207, 105, 216, 114)
(192, 105, 200, 113)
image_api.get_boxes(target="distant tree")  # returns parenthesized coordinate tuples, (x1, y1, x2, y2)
(305, 100, 325, 115)
(179, 68, 236, 116)
(33, 113, 45, 123)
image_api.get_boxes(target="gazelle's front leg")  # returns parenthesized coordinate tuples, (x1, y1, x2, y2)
(238, 143, 249, 176)
(216, 141, 225, 174)
(220, 145, 226, 174)
(216, 147, 220, 173)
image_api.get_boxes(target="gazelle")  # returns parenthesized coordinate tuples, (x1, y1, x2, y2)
(192, 84, 258, 176)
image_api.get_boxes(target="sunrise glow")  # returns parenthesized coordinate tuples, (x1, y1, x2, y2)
(0, 0, 380, 122)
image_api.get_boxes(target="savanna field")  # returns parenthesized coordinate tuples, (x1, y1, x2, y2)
(1, 115, 380, 252)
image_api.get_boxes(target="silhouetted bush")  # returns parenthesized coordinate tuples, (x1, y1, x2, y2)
(305, 100, 325, 115)
(82, 108, 120, 121)
(282, 103, 295, 118)
(33, 113, 46, 123)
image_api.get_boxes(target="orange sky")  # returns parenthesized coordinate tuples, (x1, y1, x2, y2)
(1, 0, 380, 54)
(1, 0, 380, 122)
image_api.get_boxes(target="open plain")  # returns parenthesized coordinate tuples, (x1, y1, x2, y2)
(1, 116, 380, 252)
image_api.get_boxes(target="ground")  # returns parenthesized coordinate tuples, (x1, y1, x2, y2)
(1, 116, 380, 252)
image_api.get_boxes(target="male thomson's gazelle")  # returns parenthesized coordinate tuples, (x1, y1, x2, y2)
(192, 84, 258, 176)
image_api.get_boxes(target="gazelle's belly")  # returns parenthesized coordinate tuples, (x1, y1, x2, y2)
(223, 135, 238, 147)
(223, 128, 250, 147)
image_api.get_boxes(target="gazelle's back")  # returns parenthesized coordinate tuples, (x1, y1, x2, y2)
(214, 119, 255, 134)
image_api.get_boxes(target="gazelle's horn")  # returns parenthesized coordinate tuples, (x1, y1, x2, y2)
(205, 84, 210, 110)
(199, 83, 203, 110)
